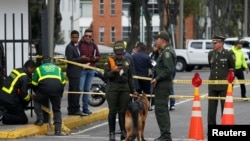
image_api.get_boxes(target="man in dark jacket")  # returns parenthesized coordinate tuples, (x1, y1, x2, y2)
(132, 42, 153, 108)
(0, 60, 36, 124)
(65, 30, 85, 116)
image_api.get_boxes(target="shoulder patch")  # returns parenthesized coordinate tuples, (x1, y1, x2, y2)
(165, 52, 170, 58)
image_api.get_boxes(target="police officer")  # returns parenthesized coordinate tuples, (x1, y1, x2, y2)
(0, 60, 36, 124)
(104, 40, 137, 141)
(230, 40, 249, 98)
(207, 35, 235, 125)
(32, 56, 66, 135)
(151, 31, 176, 141)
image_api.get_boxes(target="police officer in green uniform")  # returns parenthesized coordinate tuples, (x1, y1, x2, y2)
(104, 40, 137, 141)
(207, 35, 235, 125)
(151, 31, 176, 141)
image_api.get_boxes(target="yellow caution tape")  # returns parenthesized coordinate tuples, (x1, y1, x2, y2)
(65, 91, 250, 101)
(34, 56, 250, 85)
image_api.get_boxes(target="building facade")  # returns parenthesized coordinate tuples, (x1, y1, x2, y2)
(60, 0, 197, 48)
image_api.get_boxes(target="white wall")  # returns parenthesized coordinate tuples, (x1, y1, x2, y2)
(60, 0, 80, 44)
(0, 0, 29, 74)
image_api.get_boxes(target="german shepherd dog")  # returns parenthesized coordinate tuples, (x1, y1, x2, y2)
(123, 93, 150, 141)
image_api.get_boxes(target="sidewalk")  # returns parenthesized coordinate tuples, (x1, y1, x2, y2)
(0, 93, 109, 139)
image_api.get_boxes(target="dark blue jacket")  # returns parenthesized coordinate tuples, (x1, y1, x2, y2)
(132, 50, 152, 77)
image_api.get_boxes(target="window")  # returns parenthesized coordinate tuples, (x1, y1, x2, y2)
(110, 27, 116, 43)
(206, 42, 213, 49)
(190, 42, 202, 49)
(147, 0, 158, 15)
(122, 26, 131, 40)
(122, 0, 130, 16)
(99, 27, 104, 43)
(111, 0, 115, 15)
(99, 0, 104, 15)
(80, 2, 92, 17)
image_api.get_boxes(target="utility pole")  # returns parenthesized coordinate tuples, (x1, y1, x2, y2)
(48, 0, 55, 61)
(71, 0, 74, 31)
(179, 0, 184, 49)
(243, 0, 248, 37)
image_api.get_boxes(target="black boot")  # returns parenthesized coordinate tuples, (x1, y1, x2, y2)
(109, 132, 116, 141)
(118, 113, 126, 140)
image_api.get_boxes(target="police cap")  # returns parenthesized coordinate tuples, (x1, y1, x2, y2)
(212, 35, 225, 43)
(113, 40, 125, 55)
(154, 31, 170, 41)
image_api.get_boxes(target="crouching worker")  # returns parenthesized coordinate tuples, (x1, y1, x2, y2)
(0, 60, 36, 124)
(32, 56, 66, 136)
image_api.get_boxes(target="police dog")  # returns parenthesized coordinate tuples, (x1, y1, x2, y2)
(123, 93, 150, 141)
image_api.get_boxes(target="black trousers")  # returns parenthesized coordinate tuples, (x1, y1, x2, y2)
(67, 77, 81, 114)
(235, 68, 246, 97)
(34, 93, 62, 131)
(0, 100, 28, 124)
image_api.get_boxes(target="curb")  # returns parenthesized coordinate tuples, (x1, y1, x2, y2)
(0, 108, 109, 139)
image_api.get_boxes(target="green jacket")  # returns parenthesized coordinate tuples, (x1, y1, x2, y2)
(104, 56, 135, 93)
(154, 45, 176, 89)
(32, 62, 66, 94)
(208, 48, 235, 90)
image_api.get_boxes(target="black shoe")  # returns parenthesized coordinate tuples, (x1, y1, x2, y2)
(34, 120, 44, 126)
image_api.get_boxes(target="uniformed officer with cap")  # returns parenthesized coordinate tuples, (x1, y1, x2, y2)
(152, 31, 176, 141)
(207, 35, 235, 125)
(104, 40, 137, 141)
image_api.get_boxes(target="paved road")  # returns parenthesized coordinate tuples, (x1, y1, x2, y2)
(2, 68, 250, 141)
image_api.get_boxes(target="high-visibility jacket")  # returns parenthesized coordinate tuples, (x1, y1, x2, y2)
(0, 68, 31, 105)
(32, 62, 66, 95)
(231, 46, 248, 69)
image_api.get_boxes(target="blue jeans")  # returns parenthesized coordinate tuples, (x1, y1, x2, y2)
(169, 87, 175, 107)
(79, 69, 95, 111)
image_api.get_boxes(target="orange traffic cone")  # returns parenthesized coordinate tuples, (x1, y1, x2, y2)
(221, 83, 234, 125)
(188, 87, 204, 141)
